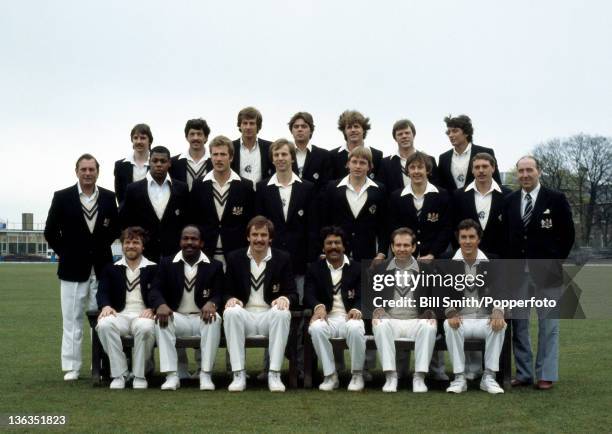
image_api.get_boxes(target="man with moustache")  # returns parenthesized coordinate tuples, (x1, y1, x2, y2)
(371, 227, 438, 393)
(149, 225, 225, 390)
(190, 135, 254, 268)
(114, 123, 152, 205)
(330, 110, 383, 180)
(504, 156, 574, 390)
(304, 226, 366, 391)
(288, 111, 332, 191)
(438, 114, 501, 193)
(120, 146, 189, 263)
(452, 152, 510, 256)
(96, 226, 157, 389)
(231, 106, 274, 185)
(376, 119, 439, 193)
(223, 216, 298, 392)
(45, 153, 119, 380)
(169, 118, 212, 191)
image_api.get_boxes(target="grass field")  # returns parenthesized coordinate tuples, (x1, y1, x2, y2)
(1, 264, 611, 433)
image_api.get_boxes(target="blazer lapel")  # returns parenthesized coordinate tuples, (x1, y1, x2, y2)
(140, 181, 160, 222)
(173, 261, 184, 294)
(286, 183, 303, 223)
(161, 184, 179, 222)
(272, 186, 286, 223)
(221, 182, 238, 222)
(529, 187, 549, 229)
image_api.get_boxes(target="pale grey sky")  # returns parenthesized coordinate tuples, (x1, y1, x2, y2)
(1, 0, 611, 224)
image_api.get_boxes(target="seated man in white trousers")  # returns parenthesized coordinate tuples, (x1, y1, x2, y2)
(304, 226, 366, 391)
(371, 227, 437, 393)
(223, 216, 298, 392)
(96, 226, 157, 389)
(443, 219, 506, 394)
(150, 225, 225, 390)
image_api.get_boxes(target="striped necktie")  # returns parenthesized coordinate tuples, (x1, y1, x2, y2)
(523, 193, 533, 228)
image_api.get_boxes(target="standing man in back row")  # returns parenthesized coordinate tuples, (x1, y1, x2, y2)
(45, 154, 119, 380)
(330, 110, 383, 180)
(438, 114, 501, 193)
(231, 106, 274, 186)
(170, 118, 212, 191)
(114, 123, 152, 205)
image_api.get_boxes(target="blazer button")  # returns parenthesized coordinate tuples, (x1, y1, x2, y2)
(524, 236, 528, 240)
(351, 233, 356, 237)
(218, 225, 222, 228)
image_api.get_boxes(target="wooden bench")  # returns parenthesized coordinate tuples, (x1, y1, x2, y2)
(303, 318, 512, 389)
(86, 310, 304, 388)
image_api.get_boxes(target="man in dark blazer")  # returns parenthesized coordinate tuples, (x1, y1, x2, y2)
(504, 156, 574, 390)
(330, 110, 383, 180)
(376, 119, 439, 193)
(190, 135, 254, 267)
(321, 146, 388, 262)
(231, 106, 274, 185)
(149, 225, 225, 391)
(305, 226, 366, 391)
(256, 138, 318, 296)
(223, 216, 298, 392)
(169, 118, 212, 191)
(370, 227, 438, 393)
(288, 111, 332, 191)
(120, 146, 189, 263)
(452, 152, 511, 255)
(388, 151, 452, 259)
(96, 226, 157, 389)
(437, 114, 501, 193)
(114, 123, 152, 205)
(44, 153, 119, 380)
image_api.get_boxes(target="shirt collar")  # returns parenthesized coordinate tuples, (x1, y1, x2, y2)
(202, 169, 241, 184)
(267, 172, 302, 187)
(146, 172, 172, 186)
(114, 255, 156, 268)
(77, 182, 99, 197)
(326, 254, 350, 271)
(400, 181, 439, 197)
(452, 248, 489, 265)
(337, 175, 378, 190)
(240, 137, 259, 150)
(522, 182, 541, 200)
(247, 246, 273, 262)
(464, 179, 502, 194)
(453, 143, 472, 157)
(340, 144, 368, 153)
(296, 143, 312, 153)
(172, 250, 210, 265)
(178, 151, 206, 164)
(126, 153, 150, 166)
(386, 256, 419, 272)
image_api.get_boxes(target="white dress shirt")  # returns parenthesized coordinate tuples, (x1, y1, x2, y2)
(337, 175, 379, 218)
(146, 172, 172, 220)
(77, 182, 99, 233)
(267, 172, 302, 220)
(465, 179, 502, 230)
(400, 182, 439, 212)
(126, 153, 149, 182)
(450, 143, 472, 189)
(521, 182, 541, 217)
(327, 255, 351, 317)
(295, 143, 312, 177)
(173, 251, 210, 314)
(239, 138, 262, 185)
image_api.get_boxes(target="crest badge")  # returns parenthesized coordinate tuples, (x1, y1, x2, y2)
(175, 209, 180, 216)
(369, 205, 377, 214)
(457, 174, 465, 183)
(348, 289, 355, 299)
(272, 283, 280, 293)
(541, 218, 553, 229)
(103, 218, 110, 227)
(298, 209, 304, 217)
(202, 288, 210, 298)
(427, 212, 439, 223)
(313, 172, 319, 180)
(244, 165, 252, 174)
(478, 211, 486, 220)
(232, 206, 243, 216)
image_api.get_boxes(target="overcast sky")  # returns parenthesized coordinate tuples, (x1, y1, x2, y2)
(1, 0, 611, 225)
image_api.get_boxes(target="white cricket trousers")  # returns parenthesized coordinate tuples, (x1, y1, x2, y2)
(60, 274, 98, 371)
(309, 316, 366, 376)
(223, 306, 290, 372)
(96, 312, 155, 378)
(444, 318, 506, 373)
(155, 312, 222, 373)
(373, 318, 437, 373)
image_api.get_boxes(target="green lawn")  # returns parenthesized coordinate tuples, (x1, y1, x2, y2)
(0, 264, 611, 433)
